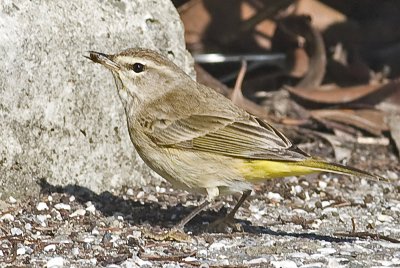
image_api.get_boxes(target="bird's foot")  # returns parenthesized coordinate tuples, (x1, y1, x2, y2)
(207, 216, 243, 233)
(142, 227, 192, 242)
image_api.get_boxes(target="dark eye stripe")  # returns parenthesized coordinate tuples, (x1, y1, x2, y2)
(132, 63, 145, 73)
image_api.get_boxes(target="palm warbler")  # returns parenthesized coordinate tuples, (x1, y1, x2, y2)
(87, 48, 383, 234)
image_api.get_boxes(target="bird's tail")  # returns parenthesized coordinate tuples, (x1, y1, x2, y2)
(298, 158, 386, 182)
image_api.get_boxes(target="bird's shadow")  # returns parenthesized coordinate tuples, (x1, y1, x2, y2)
(38, 178, 354, 243)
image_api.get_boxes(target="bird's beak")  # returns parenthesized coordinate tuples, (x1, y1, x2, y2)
(86, 51, 120, 71)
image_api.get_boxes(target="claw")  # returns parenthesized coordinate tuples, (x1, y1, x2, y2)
(142, 227, 192, 242)
(207, 217, 244, 233)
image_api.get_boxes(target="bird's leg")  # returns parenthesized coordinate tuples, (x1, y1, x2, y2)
(143, 199, 210, 242)
(207, 190, 252, 233)
(173, 199, 210, 230)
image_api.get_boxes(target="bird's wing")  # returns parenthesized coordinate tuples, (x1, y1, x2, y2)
(145, 112, 309, 161)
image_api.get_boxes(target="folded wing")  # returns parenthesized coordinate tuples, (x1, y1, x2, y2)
(146, 113, 309, 161)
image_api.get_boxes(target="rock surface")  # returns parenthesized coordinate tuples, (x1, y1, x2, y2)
(0, 0, 194, 198)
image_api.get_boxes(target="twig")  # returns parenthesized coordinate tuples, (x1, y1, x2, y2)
(334, 231, 400, 243)
(334, 216, 400, 243)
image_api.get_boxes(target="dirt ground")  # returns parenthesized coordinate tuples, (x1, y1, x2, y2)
(1, 141, 399, 267)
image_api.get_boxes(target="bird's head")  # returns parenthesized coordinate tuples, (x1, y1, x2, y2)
(87, 48, 188, 109)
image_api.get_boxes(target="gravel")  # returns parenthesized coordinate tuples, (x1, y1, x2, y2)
(0, 144, 399, 267)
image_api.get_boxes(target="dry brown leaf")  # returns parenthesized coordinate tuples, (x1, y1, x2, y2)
(310, 109, 388, 136)
(289, 48, 309, 78)
(386, 114, 400, 158)
(179, 0, 211, 50)
(241, 1, 276, 50)
(180, 0, 292, 52)
(280, 118, 309, 126)
(273, 15, 326, 88)
(377, 93, 400, 158)
(286, 79, 400, 105)
(293, 0, 347, 31)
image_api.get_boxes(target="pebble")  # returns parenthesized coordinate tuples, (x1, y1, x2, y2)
(126, 188, 134, 196)
(16, 247, 26, 255)
(82, 243, 91, 250)
(311, 219, 322, 229)
(50, 209, 62, 221)
(377, 214, 393, 223)
(317, 247, 336, 255)
(292, 209, 308, 214)
(0, 250, 3, 256)
(8, 196, 17, 204)
(387, 170, 398, 179)
(209, 241, 227, 251)
(300, 263, 324, 268)
(155, 186, 166, 193)
(379, 260, 397, 266)
(183, 256, 197, 262)
(321, 201, 332, 208)
(37, 202, 49, 211)
(102, 232, 112, 244)
(162, 264, 182, 268)
(267, 192, 283, 202)
(146, 194, 158, 203)
(219, 259, 230, 266)
(136, 191, 145, 199)
(24, 246, 33, 255)
(318, 181, 328, 189)
(44, 244, 56, 252)
(48, 195, 53, 202)
(70, 209, 86, 217)
(244, 257, 269, 264)
(133, 256, 152, 267)
(119, 261, 135, 268)
(11, 227, 23, 236)
(72, 247, 79, 255)
(83, 236, 95, 243)
(54, 203, 71, 210)
(36, 215, 48, 226)
(197, 249, 208, 257)
(1, 213, 14, 222)
(91, 228, 100, 235)
(271, 260, 298, 268)
(310, 253, 325, 259)
(131, 230, 142, 239)
(389, 200, 400, 212)
(90, 258, 97, 265)
(379, 241, 400, 249)
(25, 223, 32, 231)
(294, 185, 303, 194)
(86, 204, 96, 213)
(110, 234, 120, 244)
(290, 252, 310, 258)
(69, 195, 76, 202)
(322, 207, 338, 215)
(46, 256, 64, 267)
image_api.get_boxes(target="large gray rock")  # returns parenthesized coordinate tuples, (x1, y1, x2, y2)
(0, 0, 194, 198)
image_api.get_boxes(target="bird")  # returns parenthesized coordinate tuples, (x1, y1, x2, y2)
(87, 48, 384, 237)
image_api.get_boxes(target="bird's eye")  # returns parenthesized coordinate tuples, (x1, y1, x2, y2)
(132, 63, 145, 73)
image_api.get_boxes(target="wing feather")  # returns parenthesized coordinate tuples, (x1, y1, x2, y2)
(145, 113, 309, 161)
